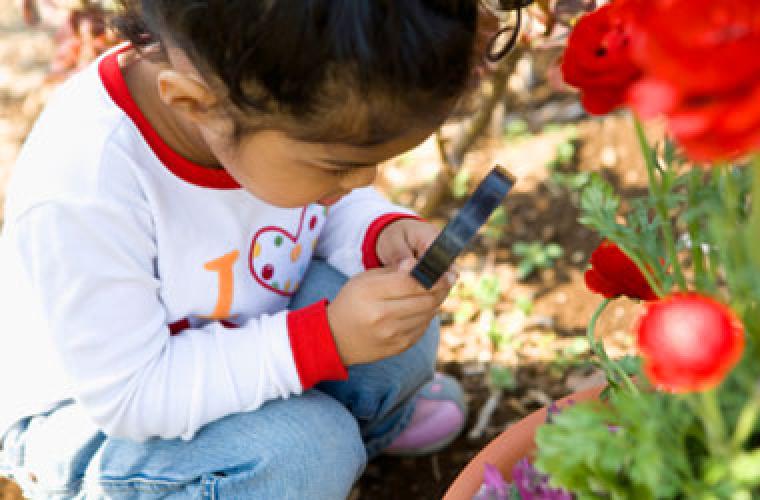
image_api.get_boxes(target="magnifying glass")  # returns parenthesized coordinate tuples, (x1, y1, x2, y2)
(411, 165, 515, 289)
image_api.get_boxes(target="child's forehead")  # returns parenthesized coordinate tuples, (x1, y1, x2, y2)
(261, 125, 437, 164)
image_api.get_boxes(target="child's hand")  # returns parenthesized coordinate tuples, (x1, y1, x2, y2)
(375, 218, 439, 270)
(326, 259, 453, 365)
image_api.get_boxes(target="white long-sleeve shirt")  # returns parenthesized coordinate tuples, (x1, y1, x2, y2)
(0, 46, 414, 441)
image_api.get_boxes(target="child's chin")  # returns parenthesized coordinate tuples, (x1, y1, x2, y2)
(317, 194, 344, 206)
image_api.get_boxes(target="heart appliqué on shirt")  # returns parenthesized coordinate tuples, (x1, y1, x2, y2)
(248, 204, 327, 297)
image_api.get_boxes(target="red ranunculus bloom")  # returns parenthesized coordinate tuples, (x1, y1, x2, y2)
(636, 293, 745, 393)
(560, 3, 642, 115)
(584, 240, 658, 301)
(626, 0, 760, 162)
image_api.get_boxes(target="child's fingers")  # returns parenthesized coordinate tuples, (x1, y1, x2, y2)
(429, 270, 457, 302)
(393, 314, 437, 341)
(385, 294, 443, 319)
(366, 261, 457, 300)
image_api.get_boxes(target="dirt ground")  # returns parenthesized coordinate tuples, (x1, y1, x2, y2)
(0, 4, 651, 499)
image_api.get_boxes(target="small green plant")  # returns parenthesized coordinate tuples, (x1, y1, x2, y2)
(483, 205, 509, 242)
(546, 138, 591, 192)
(512, 241, 564, 280)
(451, 168, 471, 199)
(453, 300, 477, 325)
(489, 364, 518, 391)
(514, 295, 534, 315)
(474, 274, 502, 309)
(504, 118, 531, 140)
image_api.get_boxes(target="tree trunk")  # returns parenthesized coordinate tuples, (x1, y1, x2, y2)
(416, 48, 521, 218)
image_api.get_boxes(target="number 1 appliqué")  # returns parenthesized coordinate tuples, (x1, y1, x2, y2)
(202, 250, 240, 320)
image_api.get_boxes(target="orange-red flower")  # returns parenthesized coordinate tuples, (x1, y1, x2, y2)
(636, 293, 745, 393)
(626, 0, 760, 161)
(560, 3, 641, 115)
(584, 240, 658, 301)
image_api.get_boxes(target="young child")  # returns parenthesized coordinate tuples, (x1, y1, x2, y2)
(0, 1, 485, 498)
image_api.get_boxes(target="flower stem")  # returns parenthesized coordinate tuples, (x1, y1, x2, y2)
(634, 117, 687, 291)
(687, 170, 709, 292)
(699, 390, 727, 457)
(732, 383, 760, 450)
(587, 298, 638, 395)
(620, 246, 665, 299)
(747, 155, 760, 270)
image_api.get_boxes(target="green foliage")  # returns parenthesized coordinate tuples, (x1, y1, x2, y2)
(453, 300, 477, 325)
(546, 137, 591, 192)
(535, 391, 701, 499)
(514, 295, 534, 315)
(474, 274, 502, 309)
(512, 241, 564, 280)
(556, 123, 760, 499)
(505, 118, 531, 139)
(489, 364, 518, 391)
(451, 168, 470, 199)
(484, 205, 509, 241)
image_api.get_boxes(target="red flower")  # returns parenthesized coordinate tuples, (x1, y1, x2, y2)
(584, 240, 658, 301)
(636, 293, 745, 393)
(626, 0, 760, 161)
(560, 3, 642, 115)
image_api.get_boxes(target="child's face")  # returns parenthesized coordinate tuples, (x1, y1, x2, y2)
(156, 45, 449, 208)
(202, 126, 437, 208)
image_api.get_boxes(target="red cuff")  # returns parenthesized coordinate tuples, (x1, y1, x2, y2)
(361, 213, 422, 270)
(287, 299, 348, 390)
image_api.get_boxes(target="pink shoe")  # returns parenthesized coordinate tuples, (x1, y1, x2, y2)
(384, 373, 467, 456)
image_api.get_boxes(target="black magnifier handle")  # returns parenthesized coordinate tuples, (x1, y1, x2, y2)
(411, 165, 515, 289)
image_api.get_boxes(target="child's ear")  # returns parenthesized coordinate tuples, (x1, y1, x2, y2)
(156, 70, 218, 125)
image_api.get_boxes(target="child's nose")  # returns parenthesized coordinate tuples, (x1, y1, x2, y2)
(340, 166, 377, 190)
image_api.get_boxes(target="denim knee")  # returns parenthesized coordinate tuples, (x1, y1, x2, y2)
(86, 391, 366, 500)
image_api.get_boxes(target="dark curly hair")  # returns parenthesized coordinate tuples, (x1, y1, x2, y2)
(113, 1, 480, 145)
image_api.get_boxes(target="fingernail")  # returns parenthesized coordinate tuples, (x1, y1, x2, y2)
(400, 258, 416, 273)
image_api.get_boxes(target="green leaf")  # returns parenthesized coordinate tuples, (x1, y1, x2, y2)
(451, 169, 470, 199)
(490, 365, 517, 390)
(546, 243, 564, 259)
(556, 140, 576, 165)
(615, 355, 642, 377)
(505, 118, 530, 139)
(513, 241, 529, 256)
(474, 275, 501, 308)
(517, 260, 535, 280)
(731, 450, 760, 486)
(514, 295, 534, 315)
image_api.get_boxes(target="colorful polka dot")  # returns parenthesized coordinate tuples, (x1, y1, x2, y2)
(253, 242, 262, 258)
(274, 235, 284, 247)
(309, 215, 318, 231)
(262, 264, 274, 281)
(272, 281, 280, 290)
(312, 239, 318, 250)
(284, 279, 291, 292)
(290, 244, 302, 263)
(323, 206, 328, 216)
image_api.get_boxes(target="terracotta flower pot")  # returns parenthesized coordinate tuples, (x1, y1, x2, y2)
(443, 385, 605, 500)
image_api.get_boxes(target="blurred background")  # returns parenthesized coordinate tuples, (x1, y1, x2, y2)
(0, 1, 650, 498)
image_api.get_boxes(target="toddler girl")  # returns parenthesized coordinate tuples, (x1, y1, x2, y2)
(0, 1, 486, 497)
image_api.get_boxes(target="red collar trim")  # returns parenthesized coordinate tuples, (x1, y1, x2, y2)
(98, 46, 240, 190)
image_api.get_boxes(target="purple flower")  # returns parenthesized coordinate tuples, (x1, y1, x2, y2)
(512, 459, 574, 500)
(483, 464, 508, 493)
(473, 464, 509, 500)
(546, 399, 576, 424)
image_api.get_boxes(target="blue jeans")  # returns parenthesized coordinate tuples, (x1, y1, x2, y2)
(0, 261, 439, 499)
